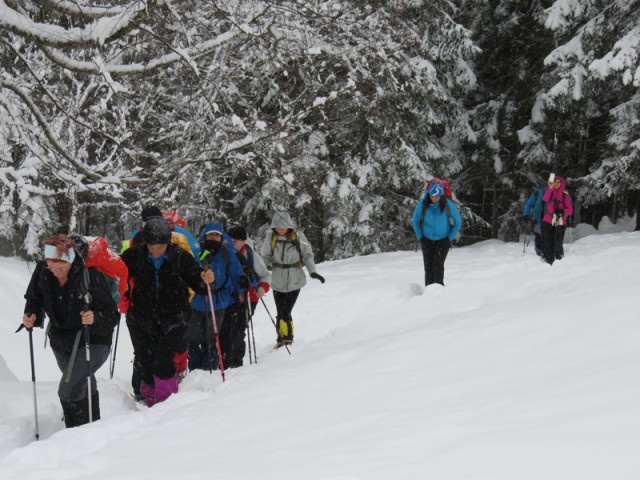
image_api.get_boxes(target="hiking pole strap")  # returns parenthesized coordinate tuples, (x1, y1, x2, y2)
(64, 330, 83, 384)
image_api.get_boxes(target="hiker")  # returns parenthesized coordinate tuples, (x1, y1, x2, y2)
(121, 205, 162, 252)
(522, 183, 548, 256)
(541, 174, 573, 265)
(260, 211, 324, 348)
(223, 225, 271, 367)
(187, 222, 243, 371)
(21, 234, 120, 427)
(122, 205, 196, 385)
(121, 217, 214, 406)
(122, 205, 194, 256)
(412, 180, 462, 286)
(161, 209, 202, 259)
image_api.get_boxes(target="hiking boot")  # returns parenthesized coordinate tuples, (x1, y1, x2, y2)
(132, 393, 146, 404)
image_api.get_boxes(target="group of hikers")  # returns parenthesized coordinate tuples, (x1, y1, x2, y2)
(521, 173, 574, 265)
(18, 174, 571, 431)
(20, 209, 324, 428)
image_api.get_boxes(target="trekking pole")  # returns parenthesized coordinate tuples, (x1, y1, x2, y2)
(204, 268, 225, 382)
(17, 321, 40, 440)
(84, 325, 93, 423)
(27, 326, 42, 440)
(522, 232, 530, 254)
(28, 327, 40, 439)
(249, 304, 257, 364)
(245, 291, 257, 364)
(245, 302, 253, 365)
(259, 297, 291, 355)
(109, 321, 120, 379)
(567, 216, 575, 254)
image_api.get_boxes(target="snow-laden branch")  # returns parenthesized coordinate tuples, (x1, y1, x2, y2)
(2, 39, 140, 161)
(1, 78, 108, 183)
(0, 0, 152, 47)
(41, 31, 240, 75)
(589, 26, 640, 86)
(40, 0, 145, 19)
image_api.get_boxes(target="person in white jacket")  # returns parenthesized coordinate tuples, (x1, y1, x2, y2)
(260, 212, 324, 347)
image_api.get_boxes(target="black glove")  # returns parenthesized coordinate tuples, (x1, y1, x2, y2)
(310, 272, 325, 284)
(238, 275, 250, 289)
(420, 237, 428, 247)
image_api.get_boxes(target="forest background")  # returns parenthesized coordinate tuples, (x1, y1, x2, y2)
(1, 0, 639, 261)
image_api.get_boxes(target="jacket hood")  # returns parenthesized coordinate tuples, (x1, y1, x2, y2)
(270, 211, 296, 229)
(554, 176, 566, 191)
(200, 221, 224, 241)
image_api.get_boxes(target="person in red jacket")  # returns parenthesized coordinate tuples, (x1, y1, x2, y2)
(541, 174, 574, 265)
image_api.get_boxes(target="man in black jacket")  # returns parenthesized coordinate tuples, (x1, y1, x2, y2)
(121, 216, 213, 406)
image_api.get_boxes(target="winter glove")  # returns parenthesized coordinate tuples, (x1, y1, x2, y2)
(420, 237, 428, 247)
(310, 272, 325, 284)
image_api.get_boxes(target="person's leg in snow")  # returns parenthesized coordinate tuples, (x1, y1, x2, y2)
(273, 290, 299, 346)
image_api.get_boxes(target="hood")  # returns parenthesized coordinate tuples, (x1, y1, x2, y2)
(554, 176, 566, 191)
(270, 211, 296, 229)
(200, 221, 224, 241)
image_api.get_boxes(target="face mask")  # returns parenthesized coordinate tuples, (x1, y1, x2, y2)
(203, 239, 221, 255)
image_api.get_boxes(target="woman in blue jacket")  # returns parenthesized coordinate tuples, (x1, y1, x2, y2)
(188, 222, 243, 371)
(412, 181, 462, 286)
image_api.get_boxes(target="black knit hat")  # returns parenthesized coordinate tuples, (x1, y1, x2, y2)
(143, 217, 171, 244)
(141, 205, 162, 222)
(227, 225, 247, 241)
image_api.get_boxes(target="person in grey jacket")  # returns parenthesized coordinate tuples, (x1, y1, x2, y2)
(260, 211, 324, 347)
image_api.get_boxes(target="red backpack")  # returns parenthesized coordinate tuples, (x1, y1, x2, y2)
(425, 178, 453, 199)
(84, 236, 129, 313)
(162, 209, 187, 229)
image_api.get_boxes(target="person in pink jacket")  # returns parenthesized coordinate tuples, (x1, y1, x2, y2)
(541, 174, 573, 265)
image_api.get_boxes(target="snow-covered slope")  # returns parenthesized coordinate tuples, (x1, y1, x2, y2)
(1, 225, 639, 479)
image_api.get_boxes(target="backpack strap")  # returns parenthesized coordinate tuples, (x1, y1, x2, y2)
(271, 231, 303, 268)
(81, 267, 92, 308)
(239, 245, 258, 283)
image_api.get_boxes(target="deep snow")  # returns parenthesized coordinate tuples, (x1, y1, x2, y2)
(1, 219, 639, 479)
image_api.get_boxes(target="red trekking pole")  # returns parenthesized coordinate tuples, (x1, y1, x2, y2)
(204, 266, 225, 382)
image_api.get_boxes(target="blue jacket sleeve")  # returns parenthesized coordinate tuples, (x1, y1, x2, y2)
(523, 193, 535, 217)
(412, 195, 427, 239)
(447, 200, 463, 241)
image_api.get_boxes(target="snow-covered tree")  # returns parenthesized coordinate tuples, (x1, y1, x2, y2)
(1, 1, 479, 257)
(521, 0, 640, 226)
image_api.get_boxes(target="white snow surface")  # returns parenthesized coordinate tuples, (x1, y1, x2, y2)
(1, 222, 639, 479)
